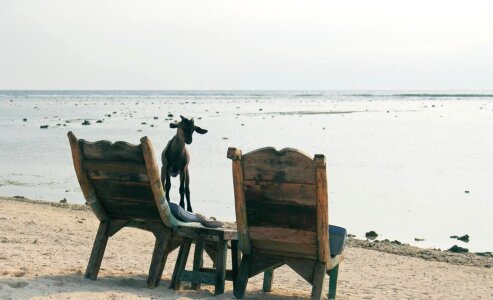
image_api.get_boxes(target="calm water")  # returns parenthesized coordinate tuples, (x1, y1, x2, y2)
(1, 90, 493, 252)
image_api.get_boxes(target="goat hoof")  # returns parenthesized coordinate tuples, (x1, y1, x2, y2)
(187, 208, 193, 213)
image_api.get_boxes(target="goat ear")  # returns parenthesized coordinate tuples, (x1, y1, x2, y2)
(170, 122, 178, 128)
(194, 126, 208, 134)
(180, 115, 186, 121)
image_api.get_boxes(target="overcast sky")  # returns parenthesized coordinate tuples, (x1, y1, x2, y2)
(1, 0, 492, 90)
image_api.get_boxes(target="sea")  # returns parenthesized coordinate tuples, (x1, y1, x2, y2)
(1, 90, 492, 252)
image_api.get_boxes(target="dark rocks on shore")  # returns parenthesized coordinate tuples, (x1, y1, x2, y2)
(365, 230, 378, 240)
(347, 234, 356, 238)
(465, 190, 470, 194)
(153, 116, 158, 119)
(96, 120, 103, 123)
(415, 238, 425, 242)
(168, 113, 173, 117)
(448, 245, 469, 253)
(81, 120, 90, 126)
(40, 125, 49, 129)
(60, 198, 67, 204)
(23, 118, 27, 122)
(13, 196, 25, 199)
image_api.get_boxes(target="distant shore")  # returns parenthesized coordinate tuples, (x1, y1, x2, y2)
(1, 196, 493, 299)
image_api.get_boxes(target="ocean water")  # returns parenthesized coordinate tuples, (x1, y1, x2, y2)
(1, 90, 492, 252)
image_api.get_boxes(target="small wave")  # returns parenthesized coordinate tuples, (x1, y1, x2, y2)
(394, 94, 493, 98)
(294, 94, 324, 97)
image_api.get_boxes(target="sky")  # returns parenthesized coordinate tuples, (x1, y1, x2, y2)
(1, 0, 492, 90)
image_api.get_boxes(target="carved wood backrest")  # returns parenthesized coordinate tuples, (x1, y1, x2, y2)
(228, 147, 330, 263)
(68, 132, 179, 228)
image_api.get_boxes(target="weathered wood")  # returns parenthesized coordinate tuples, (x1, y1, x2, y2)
(175, 225, 238, 242)
(147, 229, 171, 288)
(87, 171, 149, 182)
(91, 180, 154, 203)
(101, 201, 161, 221)
(234, 254, 253, 299)
(243, 180, 316, 206)
(197, 268, 235, 281)
(67, 131, 108, 221)
(249, 254, 284, 277)
(140, 136, 178, 228)
(262, 268, 274, 292)
(249, 227, 317, 244)
(169, 238, 192, 290)
(227, 147, 251, 254)
(286, 258, 316, 283)
(327, 264, 339, 300)
(251, 240, 317, 259)
(84, 221, 109, 280)
(311, 262, 326, 300)
(107, 219, 128, 236)
(245, 198, 317, 231)
(315, 154, 330, 263)
(242, 147, 316, 184)
(231, 240, 240, 291)
(191, 239, 205, 290)
(180, 270, 216, 285)
(80, 139, 144, 162)
(214, 241, 228, 295)
(83, 160, 147, 174)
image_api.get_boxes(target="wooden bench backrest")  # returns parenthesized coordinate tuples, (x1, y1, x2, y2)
(228, 147, 330, 263)
(68, 132, 174, 227)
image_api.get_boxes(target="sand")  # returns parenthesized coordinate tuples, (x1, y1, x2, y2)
(1, 197, 493, 299)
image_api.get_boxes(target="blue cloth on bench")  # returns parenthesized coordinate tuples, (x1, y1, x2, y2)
(329, 225, 347, 256)
(169, 202, 200, 223)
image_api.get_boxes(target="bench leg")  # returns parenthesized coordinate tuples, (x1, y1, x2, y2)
(85, 221, 109, 280)
(328, 264, 340, 300)
(231, 240, 240, 291)
(311, 262, 326, 300)
(233, 254, 253, 299)
(214, 241, 228, 295)
(169, 238, 192, 290)
(147, 230, 171, 288)
(262, 268, 274, 292)
(191, 239, 205, 290)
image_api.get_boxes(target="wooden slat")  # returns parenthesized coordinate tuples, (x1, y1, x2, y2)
(314, 154, 329, 264)
(67, 131, 108, 221)
(91, 180, 154, 203)
(248, 227, 317, 244)
(245, 197, 317, 231)
(141, 136, 177, 228)
(80, 139, 144, 162)
(242, 147, 316, 184)
(251, 240, 317, 258)
(83, 160, 147, 174)
(180, 270, 216, 285)
(86, 171, 149, 183)
(227, 147, 251, 254)
(243, 181, 316, 206)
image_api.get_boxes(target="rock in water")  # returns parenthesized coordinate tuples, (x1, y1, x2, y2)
(415, 238, 425, 242)
(60, 198, 67, 204)
(365, 231, 378, 240)
(40, 125, 48, 129)
(82, 120, 90, 126)
(448, 245, 469, 253)
(457, 234, 470, 242)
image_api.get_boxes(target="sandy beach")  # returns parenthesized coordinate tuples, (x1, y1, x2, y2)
(1, 197, 492, 299)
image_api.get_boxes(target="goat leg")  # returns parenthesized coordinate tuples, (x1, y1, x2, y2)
(184, 170, 192, 212)
(179, 171, 186, 209)
(164, 169, 171, 202)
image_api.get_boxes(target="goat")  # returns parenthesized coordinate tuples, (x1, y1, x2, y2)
(161, 115, 207, 212)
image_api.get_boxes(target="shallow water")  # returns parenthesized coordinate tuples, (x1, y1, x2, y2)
(1, 90, 492, 252)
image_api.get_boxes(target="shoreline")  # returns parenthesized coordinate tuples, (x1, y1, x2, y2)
(2, 196, 492, 269)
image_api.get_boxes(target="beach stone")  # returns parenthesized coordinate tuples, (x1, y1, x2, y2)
(81, 120, 90, 126)
(391, 240, 402, 245)
(465, 190, 470, 194)
(450, 235, 459, 239)
(415, 238, 425, 242)
(168, 113, 173, 117)
(22, 118, 27, 122)
(365, 231, 378, 240)
(59, 198, 67, 204)
(40, 125, 48, 129)
(96, 120, 103, 123)
(448, 245, 469, 253)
